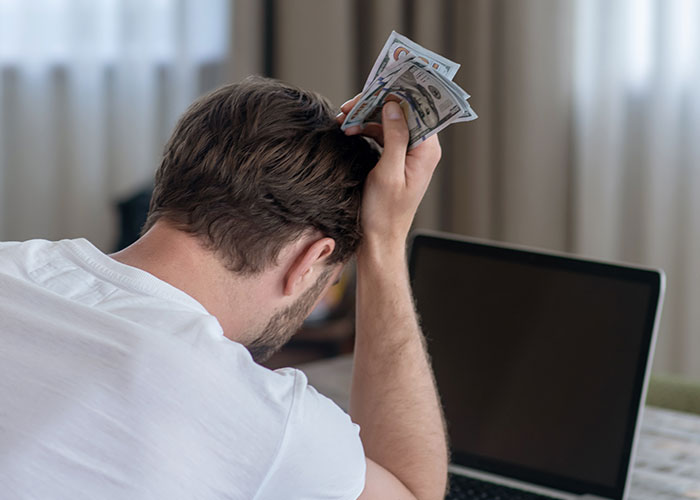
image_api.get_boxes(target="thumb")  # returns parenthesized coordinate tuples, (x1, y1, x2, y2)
(379, 101, 409, 170)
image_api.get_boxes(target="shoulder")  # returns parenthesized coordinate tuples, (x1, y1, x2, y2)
(156, 351, 365, 498)
(0, 238, 92, 278)
(252, 367, 366, 500)
(0, 238, 62, 256)
(0, 238, 52, 264)
(0, 240, 22, 251)
(0, 239, 70, 285)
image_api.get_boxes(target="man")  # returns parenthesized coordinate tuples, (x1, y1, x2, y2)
(0, 76, 447, 499)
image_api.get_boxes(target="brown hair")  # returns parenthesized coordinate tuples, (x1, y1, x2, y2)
(144, 76, 379, 274)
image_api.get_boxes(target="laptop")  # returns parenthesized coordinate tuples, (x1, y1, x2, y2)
(408, 231, 665, 500)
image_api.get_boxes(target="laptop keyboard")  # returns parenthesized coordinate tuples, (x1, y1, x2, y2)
(446, 473, 562, 500)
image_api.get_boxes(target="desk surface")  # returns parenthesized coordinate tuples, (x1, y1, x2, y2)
(298, 355, 700, 500)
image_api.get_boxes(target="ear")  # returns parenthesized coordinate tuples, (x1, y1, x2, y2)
(283, 237, 336, 296)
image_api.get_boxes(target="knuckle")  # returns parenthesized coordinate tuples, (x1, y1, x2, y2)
(424, 138, 442, 165)
(433, 141, 442, 162)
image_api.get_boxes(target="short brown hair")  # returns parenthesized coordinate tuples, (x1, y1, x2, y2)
(144, 76, 379, 274)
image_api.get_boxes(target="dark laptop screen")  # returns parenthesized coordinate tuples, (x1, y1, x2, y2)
(409, 233, 662, 499)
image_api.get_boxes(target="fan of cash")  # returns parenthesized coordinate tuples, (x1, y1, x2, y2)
(341, 31, 477, 149)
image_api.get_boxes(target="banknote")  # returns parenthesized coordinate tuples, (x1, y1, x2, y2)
(363, 31, 460, 91)
(345, 58, 476, 148)
(344, 32, 476, 148)
(408, 59, 476, 123)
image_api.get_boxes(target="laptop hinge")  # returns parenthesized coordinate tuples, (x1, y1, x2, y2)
(449, 465, 616, 500)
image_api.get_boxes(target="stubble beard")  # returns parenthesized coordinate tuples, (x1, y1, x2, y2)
(246, 267, 333, 363)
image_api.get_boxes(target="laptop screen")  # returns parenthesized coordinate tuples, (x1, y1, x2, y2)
(409, 233, 663, 499)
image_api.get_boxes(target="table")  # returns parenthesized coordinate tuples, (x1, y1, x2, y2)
(298, 355, 700, 500)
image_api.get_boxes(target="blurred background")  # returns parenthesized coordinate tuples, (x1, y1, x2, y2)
(0, 0, 699, 379)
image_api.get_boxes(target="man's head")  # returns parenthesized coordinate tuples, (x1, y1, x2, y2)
(139, 76, 379, 361)
(144, 76, 380, 275)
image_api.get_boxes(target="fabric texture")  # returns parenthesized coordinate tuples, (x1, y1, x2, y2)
(231, 0, 700, 379)
(0, 0, 232, 250)
(0, 239, 365, 500)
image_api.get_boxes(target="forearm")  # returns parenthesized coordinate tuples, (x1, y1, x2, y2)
(350, 239, 448, 500)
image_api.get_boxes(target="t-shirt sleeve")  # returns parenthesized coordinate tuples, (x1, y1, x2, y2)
(254, 368, 366, 500)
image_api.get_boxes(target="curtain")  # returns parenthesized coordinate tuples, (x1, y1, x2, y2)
(572, 0, 700, 378)
(232, 0, 700, 378)
(0, 0, 231, 251)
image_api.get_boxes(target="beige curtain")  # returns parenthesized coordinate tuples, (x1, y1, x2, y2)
(0, 0, 231, 250)
(233, 0, 573, 246)
(231, 0, 698, 379)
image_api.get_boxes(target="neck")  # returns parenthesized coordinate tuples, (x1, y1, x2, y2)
(109, 221, 276, 344)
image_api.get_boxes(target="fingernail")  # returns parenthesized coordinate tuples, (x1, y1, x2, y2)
(335, 112, 344, 119)
(341, 99, 353, 108)
(384, 101, 402, 120)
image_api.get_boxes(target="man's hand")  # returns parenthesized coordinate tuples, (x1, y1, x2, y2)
(340, 96, 449, 500)
(339, 97, 441, 252)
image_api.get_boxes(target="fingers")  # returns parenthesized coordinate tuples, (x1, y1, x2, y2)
(376, 101, 409, 175)
(345, 102, 408, 157)
(408, 135, 441, 165)
(404, 135, 441, 192)
(337, 96, 406, 152)
(360, 123, 384, 146)
(341, 94, 362, 113)
(336, 93, 362, 124)
(343, 124, 362, 134)
(344, 122, 384, 146)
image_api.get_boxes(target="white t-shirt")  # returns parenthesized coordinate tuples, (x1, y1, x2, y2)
(0, 239, 365, 500)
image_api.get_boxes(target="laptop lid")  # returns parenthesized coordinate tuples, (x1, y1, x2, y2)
(408, 231, 665, 500)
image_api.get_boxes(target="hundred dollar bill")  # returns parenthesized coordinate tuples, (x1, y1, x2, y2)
(345, 58, 476, 149)
(344, 32, 476, 148)
(363, 31, 460, 91)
